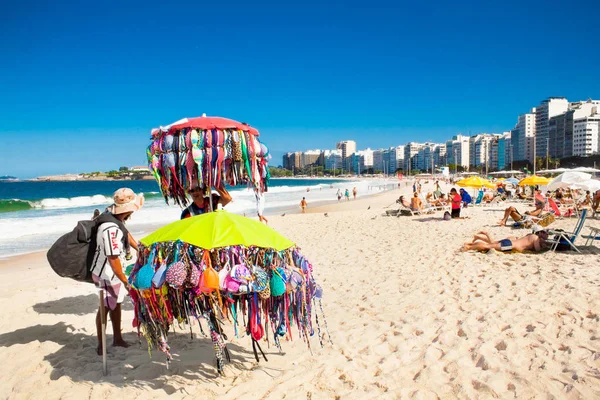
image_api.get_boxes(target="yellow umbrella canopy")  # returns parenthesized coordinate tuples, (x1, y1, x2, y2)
(518, 175, 551, 187)
(456, 176, 495, 189)
(140, 210, 295, 251)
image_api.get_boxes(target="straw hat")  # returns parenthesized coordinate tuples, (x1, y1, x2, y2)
(109, 188, 144, 215)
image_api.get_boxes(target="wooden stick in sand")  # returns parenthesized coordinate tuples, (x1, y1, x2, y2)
(99, 289, 107, 376)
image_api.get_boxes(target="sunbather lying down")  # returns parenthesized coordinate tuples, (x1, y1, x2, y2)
(462, 229, 550, 252)
(498, 202, 544, 226)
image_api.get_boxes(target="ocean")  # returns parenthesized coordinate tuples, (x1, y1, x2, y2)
(0, 178, 390, 258)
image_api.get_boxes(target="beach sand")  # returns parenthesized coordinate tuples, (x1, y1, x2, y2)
(2, 180, 600, 399)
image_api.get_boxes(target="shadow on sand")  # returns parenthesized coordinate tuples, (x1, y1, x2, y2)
(0, 318, 279, 393)
(33, 294, 133, 315)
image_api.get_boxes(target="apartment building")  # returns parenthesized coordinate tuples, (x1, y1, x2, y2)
(573, 108, 600, 156)
(445, 135, 470, 168)
(535, 97, 569, 158)
(510, 110, 536, 162)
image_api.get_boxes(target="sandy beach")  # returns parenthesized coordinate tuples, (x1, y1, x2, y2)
(2, 180, 600, 399)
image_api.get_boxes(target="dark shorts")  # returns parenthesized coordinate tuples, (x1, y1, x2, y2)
(499, 239, 513, 252)
(451, 208, 460, 218)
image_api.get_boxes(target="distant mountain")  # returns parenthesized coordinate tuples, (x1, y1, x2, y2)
(0, 176, 18, 181)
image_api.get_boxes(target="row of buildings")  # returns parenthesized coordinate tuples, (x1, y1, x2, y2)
(282, 97, 600, 174)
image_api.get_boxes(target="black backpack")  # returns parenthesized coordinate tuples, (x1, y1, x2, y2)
(46, 212, 129, 283)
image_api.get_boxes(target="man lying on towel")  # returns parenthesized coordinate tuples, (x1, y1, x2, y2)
(462, 228, 550, 253)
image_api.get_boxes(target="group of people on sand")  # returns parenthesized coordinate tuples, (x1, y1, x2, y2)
(397, 186, 466, 218)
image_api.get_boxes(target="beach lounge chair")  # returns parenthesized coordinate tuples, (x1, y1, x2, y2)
(548, 198, 575, 218)
(547, 209, 588, 253)
(583, 226, 600, 247)
(472, 191, 484, 206)
(483, 196, 504, 207)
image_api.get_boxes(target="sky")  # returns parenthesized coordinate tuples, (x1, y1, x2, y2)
(1, 0, 599, 178)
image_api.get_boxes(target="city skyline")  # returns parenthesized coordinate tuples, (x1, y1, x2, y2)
(282, 96, 600, 174)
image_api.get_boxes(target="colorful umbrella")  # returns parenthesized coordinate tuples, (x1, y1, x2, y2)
(456, 176, 495, 189)
(129, 212, 328, 375)
(155, 115, 260, 136)
(141, 210, 294, 251)
(518, 175, 551, 187)
(148, 114, 270, 207)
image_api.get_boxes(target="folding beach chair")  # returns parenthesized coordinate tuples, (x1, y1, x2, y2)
(472, 191, 484, 206)
(547, 209, 588, 253)
(583, 226, 600, 247)
(548, 198, 575, 218)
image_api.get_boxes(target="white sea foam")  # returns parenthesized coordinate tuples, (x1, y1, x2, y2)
(35, 195, 114, 209)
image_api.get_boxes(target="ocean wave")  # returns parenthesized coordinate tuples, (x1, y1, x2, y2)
(0, 191, 164, 214)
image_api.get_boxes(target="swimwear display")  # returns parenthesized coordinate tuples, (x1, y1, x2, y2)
(128, 242, 330, 374)
(149, 120, 270, 207)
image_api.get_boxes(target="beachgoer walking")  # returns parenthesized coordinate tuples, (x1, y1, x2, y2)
(90, 188, 144, 355)
(336, 189, 342, 201)
(344, 189, 350, 201)
(181, 184, 231, 219)
(300, 197, 307, 213)
(352, 187, 357, 199)
(255, 188, 268, 225)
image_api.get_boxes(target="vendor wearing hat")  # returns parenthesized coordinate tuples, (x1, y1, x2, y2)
(181, 184, 231, 219)
(90, 188, 144, 355)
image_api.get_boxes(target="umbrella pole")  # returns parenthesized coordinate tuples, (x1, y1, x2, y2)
(98, 289, 108, 376)
(207, 186, 214, 212)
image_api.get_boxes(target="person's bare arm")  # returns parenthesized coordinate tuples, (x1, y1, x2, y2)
(107, 256, 130, 288)
(128, 233, 138, 252)
(216, 185, 232, 207)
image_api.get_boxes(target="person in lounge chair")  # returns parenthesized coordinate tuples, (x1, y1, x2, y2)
(410, 192, 423, 211)
(431, 193, 448, 207)
(462, 229, 550, 252)
(498, 199, 545, 226)
(396, 195, 410, 208)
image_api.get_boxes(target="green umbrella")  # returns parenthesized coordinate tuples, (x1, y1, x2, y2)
(140, 210, 294, 251)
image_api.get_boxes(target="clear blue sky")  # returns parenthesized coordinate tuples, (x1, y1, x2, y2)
(1, 0, 599, 178)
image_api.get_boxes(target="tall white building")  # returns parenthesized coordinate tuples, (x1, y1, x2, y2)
(404, 142, 424, 173)
(511, 110, 536, 162)
(433, 144, 447, 168)
(573, 106, 600, 156)
(383, 146, 404, 174)
(372, 149, 385, 172)
(445, 135, 470, 168)
(469, 134, 500, 168)
(350, 149, 374, 174)
(550, 100, 600, 158)
(336, 140, 356, 172)
(322, 149, 342, 170)
(535, 97, 569, 158)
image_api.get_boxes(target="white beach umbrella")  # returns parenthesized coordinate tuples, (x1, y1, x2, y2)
(571, 179, 600, 193)
(572, 167, 600, 173)
(537, 168, 571, 174)
(546, 171, 592, 191)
